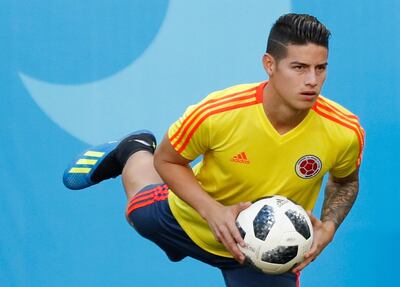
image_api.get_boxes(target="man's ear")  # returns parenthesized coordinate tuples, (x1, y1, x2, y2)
(262, 53, 275, 77)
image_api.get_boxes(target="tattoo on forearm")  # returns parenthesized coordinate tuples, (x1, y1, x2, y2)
(321, 176, 359, 230)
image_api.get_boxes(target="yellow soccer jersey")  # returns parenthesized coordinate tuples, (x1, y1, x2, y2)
(167, 81, 365, 258)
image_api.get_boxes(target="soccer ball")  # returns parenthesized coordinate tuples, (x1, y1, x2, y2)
(236, 196, 313, 274)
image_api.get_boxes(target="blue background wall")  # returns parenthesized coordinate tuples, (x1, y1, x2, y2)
(1, 1, 398, 286)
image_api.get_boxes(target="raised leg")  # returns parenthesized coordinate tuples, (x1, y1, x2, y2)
(122, 150, 163, 200)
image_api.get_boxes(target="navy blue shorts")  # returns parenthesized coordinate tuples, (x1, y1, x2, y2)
(126, 184, 299, 287)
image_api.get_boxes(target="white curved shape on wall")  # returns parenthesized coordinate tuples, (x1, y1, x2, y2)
(20, 0, 291, 144)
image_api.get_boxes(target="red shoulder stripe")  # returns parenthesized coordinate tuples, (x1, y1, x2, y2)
(317, 97, 358, 120)
(171, 92, 258, 150)
(315, 102, 359, 125)
(313, 100, 365, 148)
(170, 86, 258, 143)
(177, 99, 259, 153)
(312, 106, 365, 166)
(172, 93, 256, 149)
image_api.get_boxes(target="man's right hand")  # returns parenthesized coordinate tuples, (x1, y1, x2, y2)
(203, 202, 251, 263)
(154, 135, 252, 262)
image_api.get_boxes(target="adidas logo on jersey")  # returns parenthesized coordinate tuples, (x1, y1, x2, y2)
(231, 152, 250, 164)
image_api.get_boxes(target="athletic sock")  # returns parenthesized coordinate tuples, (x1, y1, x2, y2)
(115, 132, 156, 167)
(90, 132, 156, 184)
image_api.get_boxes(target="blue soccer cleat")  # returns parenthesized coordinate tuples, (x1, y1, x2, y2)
(63, 130, 156, 190)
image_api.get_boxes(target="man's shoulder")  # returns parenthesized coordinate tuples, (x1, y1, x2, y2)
(186, 82, 263, 118)
(204, 82, 262, 100)
(315, 96, 359, 117)
(312, 95, 364, 149)
(312, 96, 362, 127)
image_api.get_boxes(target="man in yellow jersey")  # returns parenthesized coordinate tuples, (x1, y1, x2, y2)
(63, 13, 364, 287)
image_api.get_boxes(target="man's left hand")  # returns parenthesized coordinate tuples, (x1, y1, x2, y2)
(292, 211, 336, 273)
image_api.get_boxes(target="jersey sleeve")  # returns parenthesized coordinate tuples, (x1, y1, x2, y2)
(330, 129, 365, 178)
(168, 103, 211, 161)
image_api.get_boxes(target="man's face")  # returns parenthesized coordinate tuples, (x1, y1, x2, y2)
(264, 43, 328, 111)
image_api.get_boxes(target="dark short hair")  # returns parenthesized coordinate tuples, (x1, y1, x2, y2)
(266, 13, 331, 60)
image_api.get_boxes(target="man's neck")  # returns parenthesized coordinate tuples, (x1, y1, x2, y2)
(263, 83, 310, 135)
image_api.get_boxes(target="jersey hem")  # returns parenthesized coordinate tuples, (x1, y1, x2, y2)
(167, 192, 233, 259)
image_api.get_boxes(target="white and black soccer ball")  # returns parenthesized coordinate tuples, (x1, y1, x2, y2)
(236, 196, 313, 274)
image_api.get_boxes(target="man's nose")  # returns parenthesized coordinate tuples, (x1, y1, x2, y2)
(305, 71, 318, 87)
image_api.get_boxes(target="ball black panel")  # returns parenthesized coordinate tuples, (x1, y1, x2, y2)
(261, 246, 298, 264)
(236, 221, 246, 239)
(253, 205, 275, 240)
(285, 209, 311, 239)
